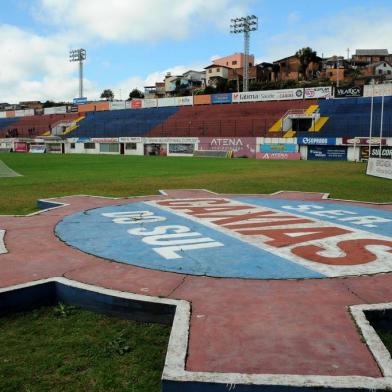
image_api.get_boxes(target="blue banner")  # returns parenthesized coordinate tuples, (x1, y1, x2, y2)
(260, 144, 297, 153)
(297, 136, 337, 145)
(73, 97, 88, 104)
(308, 146, 347, 160)
(211, 93, 232, 104)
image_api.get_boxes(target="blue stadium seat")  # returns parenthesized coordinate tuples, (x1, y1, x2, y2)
(310, 96, 392, 138)
(71, 107, 179, 138)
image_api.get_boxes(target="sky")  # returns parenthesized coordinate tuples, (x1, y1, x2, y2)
(1, 0, 392, 103)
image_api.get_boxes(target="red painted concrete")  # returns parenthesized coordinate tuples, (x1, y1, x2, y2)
(1, 189, 392, 379)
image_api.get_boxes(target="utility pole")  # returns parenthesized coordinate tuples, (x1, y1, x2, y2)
(230, 15, 258, 92)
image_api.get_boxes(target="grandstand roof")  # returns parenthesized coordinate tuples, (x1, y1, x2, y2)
(355, 49, 389, 56)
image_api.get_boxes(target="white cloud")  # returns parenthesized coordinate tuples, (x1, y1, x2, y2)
(112, 62, 208, 100)
(287, 11, 300, 24)
(0, 24, 100, 103)
(36, 0, 250, 42)
(260, 7, 392, 62)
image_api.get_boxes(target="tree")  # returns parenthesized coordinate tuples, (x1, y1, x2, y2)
(100, 89, 114, 101)
(129, 89, 144, 99)
(295, 47, 318, 80)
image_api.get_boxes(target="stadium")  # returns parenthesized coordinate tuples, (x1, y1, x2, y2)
(1, 2, 392, 392)
(0, 85, 392, 164)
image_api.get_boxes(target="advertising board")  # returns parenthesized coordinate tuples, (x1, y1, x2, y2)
(168, 143, 195, 154)
(90, 137, 119, 143)
(130, 99, 143, 109)
(158, 97, 178, 107)
(260, 144, 297, 153)
(194, 95, 211, 105)
(256, 152, 301, 160)
(44, 106, 67, 115)
(176, 96, 193, 106)
(73, 97, 88, 105)
(334, 86, 363, 98)
(143, 99, 157, 108)
(308, 146, 347, 160)
(369, 146, 392, 159)
(211, 93, 232, 104)
(364, 84, 392, 97)
(367, 158, 392, 179)
(232, 88, 304, 103)
(14, 142, 28, 153)
(297, 137, 337, 145)
(304, 87, 332, 99)
(144, 144, 167, 156)
(198, 137, 256, 158)
(110, 101, 127, 110)
(342, 137, 386, 146)
(29, 145, 46, 153)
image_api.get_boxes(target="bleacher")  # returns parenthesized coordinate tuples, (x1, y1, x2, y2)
(301, 96, 392, 138)
(71, 107, 179, 138)
(0, 118, 20, 137)
(0, 114, 79, 138)
(147, 100, 317, 138)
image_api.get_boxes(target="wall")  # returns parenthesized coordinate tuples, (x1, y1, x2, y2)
(78, 102, 109, 113)
(198, 137, 256, 158)
(364, 84, 392, 97)
(194, 95, 211, 105)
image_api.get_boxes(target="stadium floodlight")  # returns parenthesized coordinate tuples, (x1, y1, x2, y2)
(230, 15, 259, 92)
(69, 49, 87, 99)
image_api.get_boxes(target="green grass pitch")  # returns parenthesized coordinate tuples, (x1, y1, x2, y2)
(0, 153, 391, 215)
(0, 153, 391, 391)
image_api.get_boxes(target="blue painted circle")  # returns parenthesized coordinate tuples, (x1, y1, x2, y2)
(55, 198, 392, 280)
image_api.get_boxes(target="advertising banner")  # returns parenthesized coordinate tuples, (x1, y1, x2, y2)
(297, 136, 337, 145)
(260, 144, 297, 153)
(130, 99, 143, 109)
(168, 143, 195, 154)
(90, 137, 119, 143)
(194, 95, 211, 105)
(334, 86, 363, 98)
(15, 109, 35, 117)
(198, 137, 256, 158)
(67, 105, 79, 113)
(176, 96, 193, 106)
(29, 145, 46, 153)
(0, 111, 6, 118)
(44, 106, 67, 115)
(157, 97, 178, 107)
(308, 146, 347, 160)
(342, 137, 387, 146)
(73, 97, 88, 105)
(364, 84, 392, 98)
(144, 144, 167, 156)
(14, 142, 28, 152)
(143, 99, 157, 108)
(46, 143, 62, 153)
(367, 158, 392, 179)
(110, 101, 127, 110)
(369, 146, 392, 159)
(211, 93, 232, 104)
(232, 88, 304, 103)
(256, 152, 301, 160)
(119, 137, 142, 143)
(304, 86, 332, 99)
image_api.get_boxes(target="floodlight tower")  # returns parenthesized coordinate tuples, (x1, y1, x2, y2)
(230, 15, 258, 92)
(69, 48, 87, 98)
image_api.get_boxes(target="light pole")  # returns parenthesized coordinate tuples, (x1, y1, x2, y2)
(230, 15, 258, 92)
(69, 49, 87, 99)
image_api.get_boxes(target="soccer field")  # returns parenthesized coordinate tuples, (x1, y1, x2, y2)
(0, 154, 391, 215)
